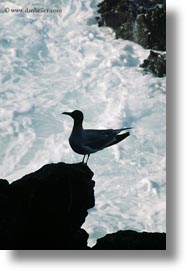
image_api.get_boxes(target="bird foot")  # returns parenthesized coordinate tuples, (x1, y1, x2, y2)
(81, 161, 88, 166)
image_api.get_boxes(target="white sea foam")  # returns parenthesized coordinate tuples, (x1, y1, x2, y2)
(0, 0, 166, 246)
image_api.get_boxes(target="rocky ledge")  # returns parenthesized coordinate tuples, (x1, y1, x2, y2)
(96, 0, 166, 77)
(0, 163, 166, 250)
(92, 230, 166, 250)
(0, 163, 95, 249)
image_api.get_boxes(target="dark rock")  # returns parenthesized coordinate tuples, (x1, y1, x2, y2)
(134, 5, 166, 51)
(0, 163, 95, 249)
(1, 164, 166, 250)
(140, 50, 166, 77)
(0, 179, 11, 246)
(97, 0, 166, 51)
(92, 230, 166, 250)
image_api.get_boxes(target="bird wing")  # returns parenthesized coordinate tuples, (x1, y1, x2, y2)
(85, 128, 123, 137)
(84, 128, 132, 140)
(82, 129, 123, 150)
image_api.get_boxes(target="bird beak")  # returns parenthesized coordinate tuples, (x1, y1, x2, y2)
(62, 112, 72, 116)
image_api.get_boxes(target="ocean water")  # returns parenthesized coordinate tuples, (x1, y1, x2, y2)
(0, 0, 166, 246)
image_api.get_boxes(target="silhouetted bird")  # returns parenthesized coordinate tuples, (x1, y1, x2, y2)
(62, 110, 132, 164)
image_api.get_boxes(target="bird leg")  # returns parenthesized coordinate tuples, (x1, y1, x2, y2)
(85, 154, 90, 165)
(82, 154, 90, 165)
(82, 155, 86, 164)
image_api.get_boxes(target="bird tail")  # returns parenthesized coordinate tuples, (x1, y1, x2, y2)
(105, 132, 130, 148)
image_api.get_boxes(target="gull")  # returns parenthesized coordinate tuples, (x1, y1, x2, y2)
(62, 110, 132, 164)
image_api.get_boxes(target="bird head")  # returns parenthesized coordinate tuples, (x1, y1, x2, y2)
(62, 110, 84, 122)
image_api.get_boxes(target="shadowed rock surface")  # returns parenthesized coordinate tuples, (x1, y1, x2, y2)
(92, 230, 166, 250)
(96, 0, 166, 77)
(96, 0, 166, 51)
(0, 163, 166, 250)
(0, 163, 95, 249)
(140, 50, 166, 77)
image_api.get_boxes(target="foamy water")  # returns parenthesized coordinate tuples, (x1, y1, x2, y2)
(0, 0, 166, 246)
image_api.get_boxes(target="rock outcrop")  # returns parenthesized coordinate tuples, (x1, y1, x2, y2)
(0, 163, 166, 250)
(96, 0, 166, 51)
(96, 0, 166, 77)
(140, 50, 166, 77)
(0, 163, 95, 249)
(92, 230, 166, 250)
